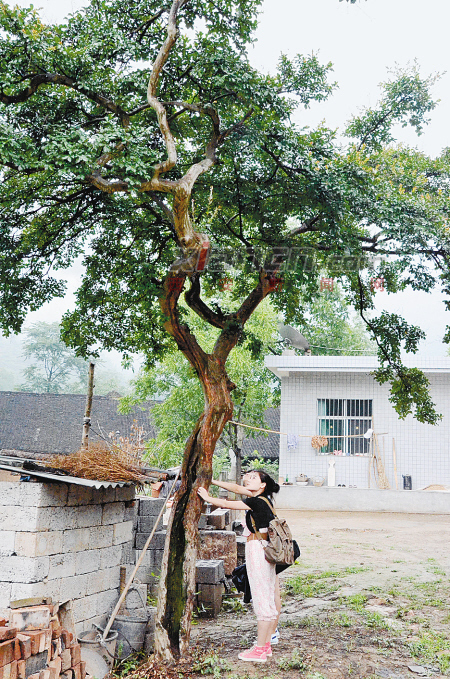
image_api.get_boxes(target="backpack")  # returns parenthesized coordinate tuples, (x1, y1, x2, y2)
(249, 496, 295, 567)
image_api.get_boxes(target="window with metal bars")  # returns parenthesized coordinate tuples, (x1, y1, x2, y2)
(317, 399, 373, 455)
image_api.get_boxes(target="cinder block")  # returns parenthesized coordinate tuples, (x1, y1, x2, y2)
(0, 585, 11, 611)
(236, 536, 246, 563)
(196, 583, 224, 618)
(116, 486, 135, 503)
(198, 515, 208, 530)
(195, 560, 225, 585)
(86, 567, 120, 596)
(74, 505, 102, 529)
(0, 557, 49, 584)
(146, 531, 166, 551)
(98, 546, 123, 570)
(120, 541, 135, 565)
(91, 487, 116, 505)
(75, 550, 100, 576)
(0, 661, 17, 679)
(0, 532, 15, 557)
(10, 581, 60, 604)
(123, 501, 138, 526)
(15, 532, 63, 558)
(87, 525, 114, 549)
(62, 529, 91, 553)
(60, 574, 89, 601)
(1, 507, 38, 532)
(66, 487, 93, 507)
(10, 606, 51, 632)
(199, 530, 237, 576)
(112, 521, 133, 546)
(137, 515, 163, 534)
(137, 497, 165, 517)
(0, 483, 68, 509)
(48, 554, 76, 580)
(207, 509, 230, 530)
(35, 508, 77, 532)
(102, 503, 125, 526)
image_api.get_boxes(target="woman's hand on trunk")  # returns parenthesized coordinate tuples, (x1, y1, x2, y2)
(197, 486, 210, 502)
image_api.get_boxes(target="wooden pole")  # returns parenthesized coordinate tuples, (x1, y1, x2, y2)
(81, 362, 95, 449)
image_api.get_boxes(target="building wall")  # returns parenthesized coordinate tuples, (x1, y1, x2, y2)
(0, 481, 136, 633)
(279, 371, 450, 490)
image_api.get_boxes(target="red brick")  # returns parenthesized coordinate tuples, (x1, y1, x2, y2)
(0, 631, 16, 644)
(39, 670, 50, 679)
(60, 650, 71, 673)
(16, 660, 25, 679)
(48, 656, 61, 677)
(15, 636, 31, 661)
(12, 641, 19, 664)
(69, 645, 80, 669)
(0, 622, 7, 629)
(19, 631, 40, 656)
(41, 630, 51, 654)
(28, 673, 40, 679)
(79, 662, 85, 679)
(60, 632, 71, 652)
(71, 665, 80, 679)
(50, 622, 61, 641)
(0, 640, 16, 669)
(0, 661, 17, 679)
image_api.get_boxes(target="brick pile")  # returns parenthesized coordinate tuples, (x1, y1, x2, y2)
(0, 604, 85, 679)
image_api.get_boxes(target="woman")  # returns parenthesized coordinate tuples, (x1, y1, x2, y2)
(197, 470, 281, 663)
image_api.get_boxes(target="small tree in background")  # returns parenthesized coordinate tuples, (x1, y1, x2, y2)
(19, 322, 87, 393)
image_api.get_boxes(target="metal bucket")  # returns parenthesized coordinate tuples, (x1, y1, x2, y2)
(112, 612, 148, 658)
(78, 628, 118, 678)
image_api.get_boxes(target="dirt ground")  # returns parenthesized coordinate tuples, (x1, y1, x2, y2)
(188, 510, 450, 679)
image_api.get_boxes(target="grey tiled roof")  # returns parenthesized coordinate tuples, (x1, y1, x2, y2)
(0, 391, 157, 455)
(241, 408, 280, 460)
(0, 390, 280, 460)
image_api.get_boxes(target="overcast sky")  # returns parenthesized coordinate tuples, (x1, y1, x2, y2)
(4, 0, 450, 358)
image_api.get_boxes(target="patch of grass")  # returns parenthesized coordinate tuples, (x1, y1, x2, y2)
(282, 616, 326, 629)
(365, 612, 390, 630)
(276, 649, 307, 671)
(341, 593, 368, 611)
(305, 674, 327, 679)
(409, 631, 450, 674)
(192, 651, 231, 677)
(221, 596, 246, 614)
(332, 612, 354, 627)
(285, 566, 368, 597)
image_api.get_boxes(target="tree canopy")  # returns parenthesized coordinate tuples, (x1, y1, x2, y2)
(1, 0, 450, 659)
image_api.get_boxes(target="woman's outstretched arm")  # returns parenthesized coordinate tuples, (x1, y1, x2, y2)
(210, 478, 253, 497)
(198, 486, 248, 510)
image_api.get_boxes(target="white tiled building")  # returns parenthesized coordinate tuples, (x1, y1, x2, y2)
(264, 354, 450, 490)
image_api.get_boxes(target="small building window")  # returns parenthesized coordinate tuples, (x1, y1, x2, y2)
(317, 399, 372, 455)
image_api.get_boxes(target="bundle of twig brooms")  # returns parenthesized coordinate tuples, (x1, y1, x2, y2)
(44, 442, 156, 485)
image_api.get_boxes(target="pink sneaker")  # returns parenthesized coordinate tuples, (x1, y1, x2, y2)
(238, 646, 267, 662)
(264, 642, 272, 657)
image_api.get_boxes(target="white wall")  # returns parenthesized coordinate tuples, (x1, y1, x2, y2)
(279, 371, 450, 490)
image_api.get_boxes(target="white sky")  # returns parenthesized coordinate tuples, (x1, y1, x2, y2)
(5, 0, 450, 358)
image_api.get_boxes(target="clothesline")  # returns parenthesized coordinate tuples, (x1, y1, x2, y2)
(229, 420, 386, 439)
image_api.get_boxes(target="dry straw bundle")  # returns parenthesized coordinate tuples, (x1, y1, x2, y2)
(46, 442, 149, 484)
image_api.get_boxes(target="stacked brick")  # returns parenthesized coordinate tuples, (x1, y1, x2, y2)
(0, 482, 136, 634)
(0, 604, 84, 679)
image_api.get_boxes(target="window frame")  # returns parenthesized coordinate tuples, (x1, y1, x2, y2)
(317, 398, 373, 456)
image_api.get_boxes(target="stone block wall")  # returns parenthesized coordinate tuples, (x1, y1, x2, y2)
(0, 481, 135, 634)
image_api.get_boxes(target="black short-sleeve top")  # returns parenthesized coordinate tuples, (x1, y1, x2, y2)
(243, 494, 275, 533)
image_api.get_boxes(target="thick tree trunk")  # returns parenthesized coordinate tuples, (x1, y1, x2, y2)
(154, 355, 234, 661)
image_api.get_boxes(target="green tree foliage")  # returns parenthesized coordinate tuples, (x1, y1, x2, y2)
(19, 322, 88, 393)
(294, 284, 376, 355)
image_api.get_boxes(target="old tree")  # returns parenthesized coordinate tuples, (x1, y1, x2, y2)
(1, 0, 450, 661)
